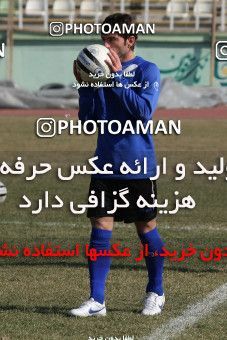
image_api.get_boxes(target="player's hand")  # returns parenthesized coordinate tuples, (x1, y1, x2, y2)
(73, 60, 82, 83)
(105, 48, 122, 73)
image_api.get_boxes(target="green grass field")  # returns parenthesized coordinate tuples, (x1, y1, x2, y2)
(0, 115, 226, 340)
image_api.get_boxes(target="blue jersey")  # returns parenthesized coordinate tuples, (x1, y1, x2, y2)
(78, 55, 160, 179)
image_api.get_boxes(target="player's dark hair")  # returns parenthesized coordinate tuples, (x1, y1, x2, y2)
(102, 13, 138, 51)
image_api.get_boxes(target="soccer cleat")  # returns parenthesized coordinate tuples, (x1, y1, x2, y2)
(141, 292, 165, 316)
(68, 298, 106, 317)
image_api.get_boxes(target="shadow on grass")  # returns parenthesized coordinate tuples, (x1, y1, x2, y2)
(0, 304, 140, 316)
(0, 305, 68, 316)
(0, 260, 224, 273)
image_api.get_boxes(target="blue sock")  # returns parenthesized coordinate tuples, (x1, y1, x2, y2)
(139, 228, 165, 295)
(88, 227, 112, 304)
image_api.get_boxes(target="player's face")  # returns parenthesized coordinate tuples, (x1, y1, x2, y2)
(101, 34, 130, 59)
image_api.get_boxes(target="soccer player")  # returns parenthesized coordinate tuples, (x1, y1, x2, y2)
(70, 13, 165, 317)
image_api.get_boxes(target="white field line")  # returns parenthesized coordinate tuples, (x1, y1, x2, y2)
(143, 283, 227, 340)
(0, 220, 226, 231)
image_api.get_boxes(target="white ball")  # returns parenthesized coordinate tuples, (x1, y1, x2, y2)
(76, 44, 111, 83)
(0, 181, 7, 203)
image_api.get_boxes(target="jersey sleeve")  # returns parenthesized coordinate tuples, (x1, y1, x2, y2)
(111, 62, 160, 122)
(78, 87, 96, 122)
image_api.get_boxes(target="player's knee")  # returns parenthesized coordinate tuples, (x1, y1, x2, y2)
(90, 217, 114, 231)
(135, 219, 157, 234)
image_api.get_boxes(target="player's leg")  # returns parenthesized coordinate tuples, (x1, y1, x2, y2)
(135, 219, 165, 315)
(69, 216, 113, 317)
(88, 217, 113, 305)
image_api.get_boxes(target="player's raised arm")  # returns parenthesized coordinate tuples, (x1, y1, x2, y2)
(111, 62, 160, 123)
(73, 60, 96, 122)
(78, 87, 96, 122)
